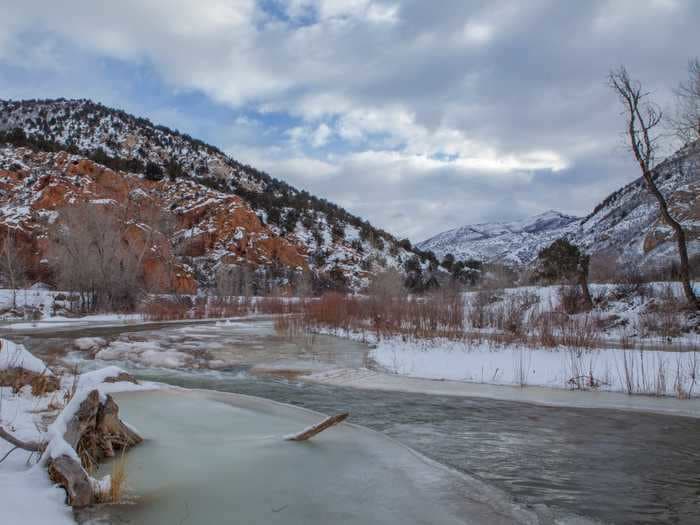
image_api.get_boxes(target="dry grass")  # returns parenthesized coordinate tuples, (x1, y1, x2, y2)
(95, 452, 129, 503)
(0, 367, 60, 395)
(109, 452, 128, 503)
(298, 291, 464, 340)
(141, 297, 191, 321)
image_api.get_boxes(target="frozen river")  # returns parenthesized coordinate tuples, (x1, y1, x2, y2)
(6, 318, 700, 524)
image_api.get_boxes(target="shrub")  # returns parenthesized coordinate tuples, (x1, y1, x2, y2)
(144, 161, 163, 181)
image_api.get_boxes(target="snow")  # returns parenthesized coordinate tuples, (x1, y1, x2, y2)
(73, 337, 107, 351)
(95, 341, 191, 368)
(370, 338, 700, 397)
(419, 210, 580, 265)
(0, 339, 156, 524)
(0, 467, 75, 525)
(3, 313, 143, 331)
(0, 339, 50, 373)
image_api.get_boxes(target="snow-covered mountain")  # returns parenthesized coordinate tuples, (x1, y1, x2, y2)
(0, 98, 423, 292)
(418, 211, 580, 265)
(419, 141, 700, 268)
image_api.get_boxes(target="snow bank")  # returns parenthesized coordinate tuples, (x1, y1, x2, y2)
(371, 338, 700, 397)
(0, 467, 75, 525)
(0, 339, 155, 523)
(73, 337, 107, 351)
(0, 338, 50, 373)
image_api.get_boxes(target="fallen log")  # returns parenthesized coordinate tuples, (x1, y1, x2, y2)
(285, 412, 349, 441)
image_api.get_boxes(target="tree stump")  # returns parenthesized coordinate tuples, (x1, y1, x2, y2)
(47, 389, 142, 507)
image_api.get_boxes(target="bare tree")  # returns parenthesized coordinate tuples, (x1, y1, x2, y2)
(49, 203, 142, 312)
(0, 231, 27, 309)
(609, 66, 699, 309)
(214, 263, 253, 303)
(367, 269, 405, 301)
(671, 58, 700, 144)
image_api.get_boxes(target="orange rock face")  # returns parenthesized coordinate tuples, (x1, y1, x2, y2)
(0, 148, 308, 294)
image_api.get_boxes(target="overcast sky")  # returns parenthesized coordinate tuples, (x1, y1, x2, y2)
(1, 0, 698, 241)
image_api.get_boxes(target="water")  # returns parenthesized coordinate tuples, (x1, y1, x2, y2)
(137, 371, 700, 524)
(7, 319, 700, 524)
(80, 390, 526, 525)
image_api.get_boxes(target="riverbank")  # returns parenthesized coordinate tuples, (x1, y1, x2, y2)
(0, 339, 155, 524)
(307, 327, 700, 400)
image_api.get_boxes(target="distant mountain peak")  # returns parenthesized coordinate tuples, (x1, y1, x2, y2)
(418, 211, 580, 265)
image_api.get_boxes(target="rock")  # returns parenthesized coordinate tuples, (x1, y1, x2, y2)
(103, 372, 138, 385)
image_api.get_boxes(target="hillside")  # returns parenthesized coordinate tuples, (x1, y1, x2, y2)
(419, 141, 700, 269)
(0, 98, 420, 293)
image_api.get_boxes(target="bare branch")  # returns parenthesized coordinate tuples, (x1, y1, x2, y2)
(0, 426, 43, 452)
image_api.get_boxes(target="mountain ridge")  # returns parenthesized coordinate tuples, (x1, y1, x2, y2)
(419, 141, 700, 269)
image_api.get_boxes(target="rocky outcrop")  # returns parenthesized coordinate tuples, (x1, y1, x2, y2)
(0, 98, 418, 291)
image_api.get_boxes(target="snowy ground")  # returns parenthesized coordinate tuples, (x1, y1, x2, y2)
(311, 326, 700, 399)
(0, 339, 155, 524)
(370, 337, 700, 397)
(461, 281, 700, 346)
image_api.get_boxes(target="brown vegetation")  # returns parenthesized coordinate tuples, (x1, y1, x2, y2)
(299, 290, 464, 339)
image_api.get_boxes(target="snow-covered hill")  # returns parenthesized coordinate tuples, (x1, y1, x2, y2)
(420, 141, 700, 269)
(0, 98, 424, 292)
(418, 211, 579, 265)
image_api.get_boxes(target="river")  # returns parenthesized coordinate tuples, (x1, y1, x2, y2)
(5, 318, 700, 524)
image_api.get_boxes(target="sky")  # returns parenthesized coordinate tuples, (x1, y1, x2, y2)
(0, 0, 699, 242)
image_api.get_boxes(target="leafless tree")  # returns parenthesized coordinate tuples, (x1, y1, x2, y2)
(49, 203, 142, 312)
(609, 66, 699, 309)
(367, 269, 405, 301)
(215, 263, 252, 302)
(671, 58, 700, 144)
(294, 269, 314, 299)
(0, 231, 27, 309)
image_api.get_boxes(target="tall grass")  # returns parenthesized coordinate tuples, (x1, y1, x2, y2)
(300, 291, 465, 340)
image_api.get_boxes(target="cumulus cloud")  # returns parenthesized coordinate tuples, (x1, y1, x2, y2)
(0, 0, 699, 240)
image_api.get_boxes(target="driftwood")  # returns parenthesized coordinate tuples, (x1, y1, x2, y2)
(48, 455, 95, 508)
(286, 412, 349, 441)
(46, 389, 142, 507)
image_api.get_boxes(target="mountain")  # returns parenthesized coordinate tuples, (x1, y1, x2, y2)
(419, 141, 700, 269)
(0, 98, 419, 293)
(418, 211, 580, 266)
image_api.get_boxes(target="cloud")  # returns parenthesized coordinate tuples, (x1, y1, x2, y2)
(1, 0, 699, 241)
